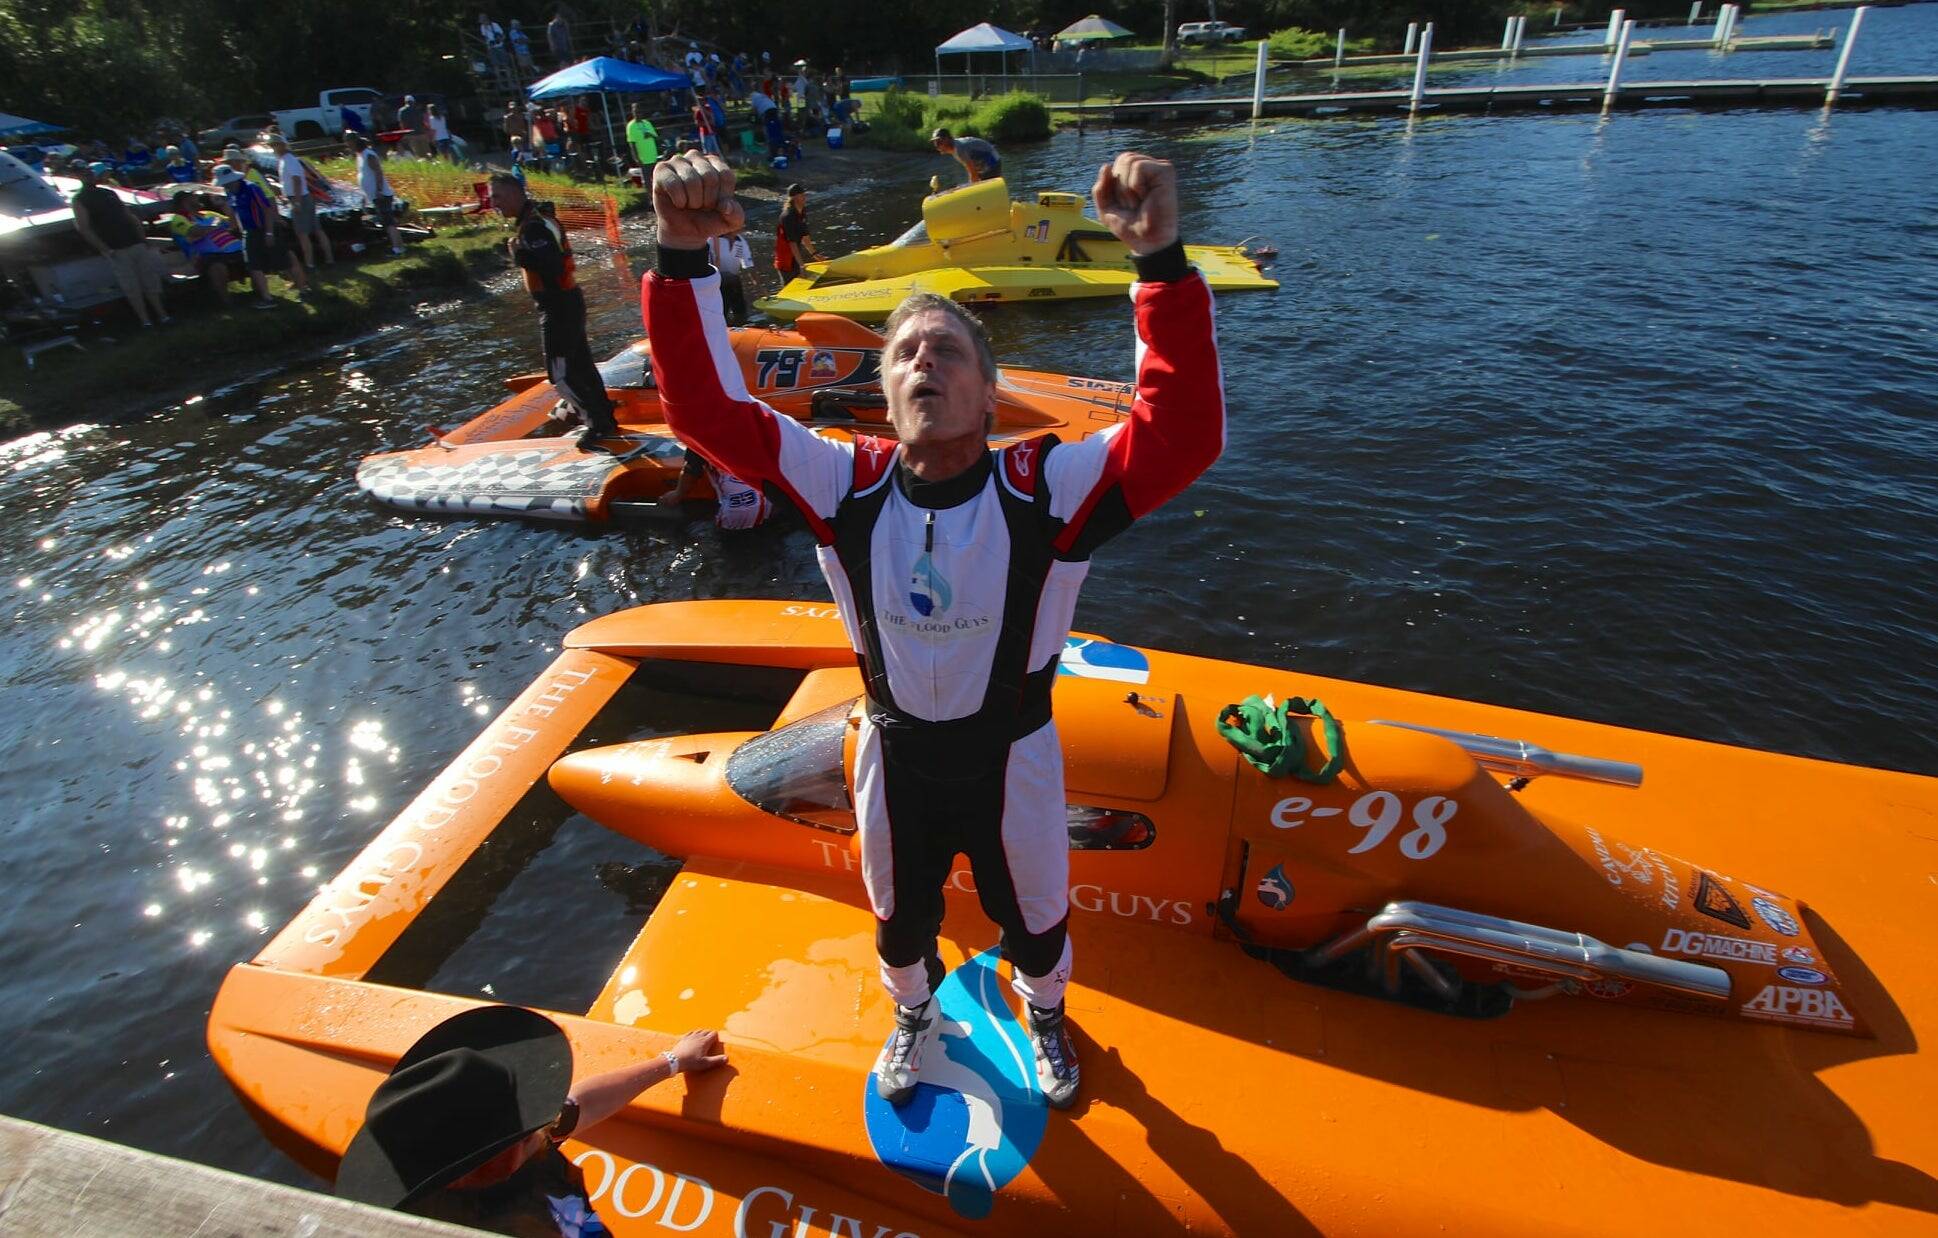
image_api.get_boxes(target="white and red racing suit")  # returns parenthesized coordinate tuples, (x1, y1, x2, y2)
(643, 242, 1225, 1010)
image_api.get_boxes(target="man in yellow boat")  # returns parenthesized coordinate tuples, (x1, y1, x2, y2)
(930, 127, 1001, 183)
(642, 149, 1224, 1111)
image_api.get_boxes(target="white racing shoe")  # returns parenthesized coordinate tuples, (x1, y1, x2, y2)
(1027, 1002, 1080, 1109)
(874, 998, 940, 1107)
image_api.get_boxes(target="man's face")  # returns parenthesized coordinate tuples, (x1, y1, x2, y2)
(883, 310, 995, 445)
(932, 137, 953, 154)
(789, 192, 806, 212)
(489, 181, 525, 216)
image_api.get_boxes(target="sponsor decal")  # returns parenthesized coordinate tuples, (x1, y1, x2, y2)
(1741, 984, 1853, 1028)
(809, 840, 1195, 926)
(1035, 218, 1050, 241)
(1661, 928, 1776, 965)
(1064, 376, 1131, 393)
(1585, 977, 1632, 1000)
(1780, 945, 1816, 965)
(1255, 862, 1294, 910)
(1776, 966, 1827, 985)
(1581, 830, 1681, 911)
(573, 1152, 923, 1238)
(809, 348, 839, 378)
(864, 948, 1047, 1219)
(1693, 870, 1752, 930)
(754, 347, 804, 388)
(906, 552, 953, 618)
(1752, 896, 1800, 937)
(1056, 638, 1151, 684)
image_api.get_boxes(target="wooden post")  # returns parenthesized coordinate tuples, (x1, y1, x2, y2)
(1604, 18, 1636, 110)
(1253, 39, 1270, 117)
(1409, 23, 1434, 112)
(1825, 5, 1871, 104)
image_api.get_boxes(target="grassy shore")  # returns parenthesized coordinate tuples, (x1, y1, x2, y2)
(0, 224, 513, 430)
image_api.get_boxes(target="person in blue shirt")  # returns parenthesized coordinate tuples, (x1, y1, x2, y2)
(215, 165, 309, 309)
(931, 128, 1001, 183)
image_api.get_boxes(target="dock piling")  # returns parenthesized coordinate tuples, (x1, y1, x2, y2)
(1607, 9, 1628, 49)
(1502, 17, 1515, 50)
(1605, 18, 1637, 108)
(1336, 28, 1347, 67)
(1715, 4, 1739, 47)
(1512, 16, 1528, 55)
(1826, 5, 1871, 104)
(1410, 23, 1436, 112)
(1254, 40, 1270, 118)
(1404, 22, 1419, 55)
(1688, 1, 1703, 24)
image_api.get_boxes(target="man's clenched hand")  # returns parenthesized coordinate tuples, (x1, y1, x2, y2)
(653, 152, 745, 251)
(1091, 152, 1178, 257)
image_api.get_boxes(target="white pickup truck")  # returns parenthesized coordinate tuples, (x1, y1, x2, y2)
(271, 88, 384, 141)
(1178, 21, 1248, 44)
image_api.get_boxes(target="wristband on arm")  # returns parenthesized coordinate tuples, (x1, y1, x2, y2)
(658, 244, 711, 279)
(1131, 239, 1189, 284)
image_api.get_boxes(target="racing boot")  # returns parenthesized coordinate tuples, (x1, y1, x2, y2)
(1027, 1002, 1080, 1110)
(873, 997, 940, 1107)
(575, 417, 620, 452)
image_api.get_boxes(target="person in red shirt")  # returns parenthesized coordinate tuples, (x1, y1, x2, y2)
(572, 97, 592, 138)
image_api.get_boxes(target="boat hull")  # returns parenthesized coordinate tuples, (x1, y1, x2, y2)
(208, 601, 1938, 1235)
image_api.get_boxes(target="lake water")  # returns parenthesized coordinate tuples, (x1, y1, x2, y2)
(2, 2, 1934, 1187)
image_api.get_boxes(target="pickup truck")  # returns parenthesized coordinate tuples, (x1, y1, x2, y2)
(1177, 21, 1248, 44)
(271, 88, 385, 141)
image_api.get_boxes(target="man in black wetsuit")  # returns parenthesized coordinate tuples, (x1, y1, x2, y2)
(488, 173, 620, 451)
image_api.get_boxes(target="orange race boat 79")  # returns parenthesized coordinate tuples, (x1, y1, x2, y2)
(208, 600, 1938, 1235)
(354, 314, 1137, 523)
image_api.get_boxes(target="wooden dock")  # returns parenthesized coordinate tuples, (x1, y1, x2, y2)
(1054, 75, 1938, 122)
(1283, 31, 1833, 69)
(0, 1114, 479, 1237)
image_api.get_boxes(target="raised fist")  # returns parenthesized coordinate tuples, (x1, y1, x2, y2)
(1091, 152, 1178, 257)
(652, 152, 746, 251)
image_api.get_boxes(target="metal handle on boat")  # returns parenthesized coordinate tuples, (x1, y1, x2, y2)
(1368, 902, 1731, 1002)
(1368, 720, 1643, 787)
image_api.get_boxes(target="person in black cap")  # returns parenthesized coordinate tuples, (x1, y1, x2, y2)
(337, 1005, 726, 1235)
(773, 183, 817, 283)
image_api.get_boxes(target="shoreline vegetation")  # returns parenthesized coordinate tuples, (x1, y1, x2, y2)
(0, 224, 513, 429)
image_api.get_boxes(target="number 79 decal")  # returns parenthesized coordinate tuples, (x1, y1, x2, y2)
(1270, 791, 1456, 860)
(755, 348, 804, 388)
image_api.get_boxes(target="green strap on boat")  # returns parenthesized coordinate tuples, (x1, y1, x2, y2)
(1217, 694, 1345, 783)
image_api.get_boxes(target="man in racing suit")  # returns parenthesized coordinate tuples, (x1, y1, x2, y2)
(643, 150, 1223, 1110)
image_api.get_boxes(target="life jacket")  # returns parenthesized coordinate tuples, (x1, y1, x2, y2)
(518, 207, 577, 296)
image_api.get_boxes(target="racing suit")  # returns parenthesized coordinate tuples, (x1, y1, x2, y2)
(512, 202, 619, 437)
(644, 242, 1224, 1010)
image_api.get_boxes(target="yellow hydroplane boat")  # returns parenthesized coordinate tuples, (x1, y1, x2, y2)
(754, 177, 1278, 322)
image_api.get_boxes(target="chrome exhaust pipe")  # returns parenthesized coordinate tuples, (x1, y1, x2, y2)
(1369, 720, 1643, 787)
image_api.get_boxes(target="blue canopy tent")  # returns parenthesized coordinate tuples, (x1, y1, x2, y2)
(0, 112, 61, 140)
(934, 23, 1034, 88)
(526, 57, 687, 165)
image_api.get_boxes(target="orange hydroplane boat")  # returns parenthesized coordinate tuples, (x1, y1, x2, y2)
(355, 314, 1136, 522)
(209, 601, 1938, 1235)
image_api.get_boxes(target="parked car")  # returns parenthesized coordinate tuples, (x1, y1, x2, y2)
(1178, 21, 1248, 44)
(272, 88, 384, 141)
(199, 114, 274, 151)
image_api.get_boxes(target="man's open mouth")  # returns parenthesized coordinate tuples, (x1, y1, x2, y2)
(911, 383, 941, 399)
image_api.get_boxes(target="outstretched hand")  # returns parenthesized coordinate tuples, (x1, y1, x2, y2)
(653, 153, 745, 251)
(1091, 152, 1178, 256)
(670, 1028, 728, 1075)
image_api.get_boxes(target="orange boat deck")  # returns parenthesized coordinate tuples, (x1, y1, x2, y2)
(207, 602, 1938, 1236)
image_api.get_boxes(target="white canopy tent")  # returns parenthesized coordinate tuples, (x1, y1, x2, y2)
(933, 22, 1034, 85)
